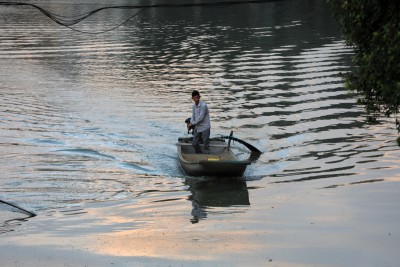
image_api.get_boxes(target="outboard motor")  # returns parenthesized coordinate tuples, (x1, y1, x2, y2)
(185, 117, 194, 134)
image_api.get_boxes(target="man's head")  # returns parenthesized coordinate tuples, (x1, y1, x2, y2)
(192, 90, 201, 105)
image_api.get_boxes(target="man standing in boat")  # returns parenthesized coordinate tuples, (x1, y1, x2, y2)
(188, 90, 211, 154)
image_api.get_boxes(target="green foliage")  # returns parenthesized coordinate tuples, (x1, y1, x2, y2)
(327, 0, 400, 120)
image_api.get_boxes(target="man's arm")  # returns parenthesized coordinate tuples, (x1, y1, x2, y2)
(189, 105, 195, 127)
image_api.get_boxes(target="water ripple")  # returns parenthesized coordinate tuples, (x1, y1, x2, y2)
(1, 1, 399, 239)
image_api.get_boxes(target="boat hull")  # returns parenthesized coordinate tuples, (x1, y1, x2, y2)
(177, 137, 250, 177)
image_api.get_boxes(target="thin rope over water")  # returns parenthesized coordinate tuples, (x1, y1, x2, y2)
(0, 0, 281, 33)
(0, 199, 36, 217)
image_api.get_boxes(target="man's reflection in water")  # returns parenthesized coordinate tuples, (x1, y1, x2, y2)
(186, 178, 250, 224)
(190, 200, 207, 224)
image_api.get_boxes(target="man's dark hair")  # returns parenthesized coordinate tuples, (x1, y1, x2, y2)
(191, 90, 200, 97)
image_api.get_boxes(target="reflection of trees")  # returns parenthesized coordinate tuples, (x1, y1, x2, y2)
(186, 178, 250, 223)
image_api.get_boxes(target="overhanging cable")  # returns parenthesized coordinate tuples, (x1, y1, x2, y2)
(0, 199, 36, 217)
(0, 0, 282, 33)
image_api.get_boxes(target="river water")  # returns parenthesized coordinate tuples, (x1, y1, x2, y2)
(1, 0, 399, 266)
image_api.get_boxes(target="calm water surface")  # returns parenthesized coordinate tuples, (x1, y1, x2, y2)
(1, 0, 400, 266)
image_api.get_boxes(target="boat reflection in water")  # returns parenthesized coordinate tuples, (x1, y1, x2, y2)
(185, 178, 250, 223)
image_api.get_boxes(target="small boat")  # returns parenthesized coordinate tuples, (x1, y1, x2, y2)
(177, 133, 261, 177)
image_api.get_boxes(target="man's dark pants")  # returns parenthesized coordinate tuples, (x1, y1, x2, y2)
(192, 128, 210, 153)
